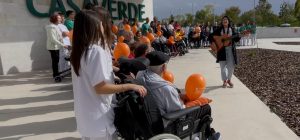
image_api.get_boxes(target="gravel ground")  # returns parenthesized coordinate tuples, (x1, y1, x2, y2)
(232, 48, 300, 136)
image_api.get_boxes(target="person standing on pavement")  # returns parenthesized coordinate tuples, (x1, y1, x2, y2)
(57, 12, 71, 73)
(70, 9, 147, 140)
(211, 16, 241, 88)
(64, 10, 75, 31)
(141, 17, 150, 35)
(45, 13, 66, 80)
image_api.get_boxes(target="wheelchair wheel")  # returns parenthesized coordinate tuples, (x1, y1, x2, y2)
(54, 76, 62, 83)
(149, 134, 181, 140)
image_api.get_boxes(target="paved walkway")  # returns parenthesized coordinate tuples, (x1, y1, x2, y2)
(0, 72, 80, 140)
(0, 38, 299, 140)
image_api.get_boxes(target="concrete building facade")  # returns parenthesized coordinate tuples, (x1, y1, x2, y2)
(0, 0, 153, 75)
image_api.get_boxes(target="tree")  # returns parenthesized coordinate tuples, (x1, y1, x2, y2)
(294, 0, 300, 19)
(240, 10, 256, 25)
(279, 1, 296, 24)
(223, 6, 241, 24)
(174, 15, 185, 25)
(169, 14, 174, 22)
(194, 5, 214, 24)
(185, 13, 194, 25)
(255, 0, 278, 26)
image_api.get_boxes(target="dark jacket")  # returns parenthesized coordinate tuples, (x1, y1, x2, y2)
(210, 27, 241, 64)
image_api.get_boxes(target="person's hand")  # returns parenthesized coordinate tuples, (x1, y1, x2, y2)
(113, 66, 120, 72)
(64, 46, 68, 49)
(62, 32, 69, 37)
(114, 75, 121, 83)
(129, 84, 147, 97)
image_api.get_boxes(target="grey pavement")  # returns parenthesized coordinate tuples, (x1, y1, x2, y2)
(0, 38, 299, 140)
(0, 72, 80, 140)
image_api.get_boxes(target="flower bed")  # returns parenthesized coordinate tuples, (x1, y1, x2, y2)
(234, 48, 300, 136)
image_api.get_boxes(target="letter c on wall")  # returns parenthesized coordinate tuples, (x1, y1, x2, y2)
(26, 0, 49, 17)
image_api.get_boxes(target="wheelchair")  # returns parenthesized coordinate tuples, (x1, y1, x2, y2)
(151, 37, 171, 56)
(113, 58, 215, 140)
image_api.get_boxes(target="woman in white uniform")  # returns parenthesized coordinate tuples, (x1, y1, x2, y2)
(70, 10, 147, 140)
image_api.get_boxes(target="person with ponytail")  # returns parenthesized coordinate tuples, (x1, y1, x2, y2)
(70, 9, 146, 140)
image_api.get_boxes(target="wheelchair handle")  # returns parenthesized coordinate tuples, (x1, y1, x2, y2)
(117, 90, 141, 105)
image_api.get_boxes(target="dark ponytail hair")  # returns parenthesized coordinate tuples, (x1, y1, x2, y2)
(71, 10, 105, 76)
(92, 6, 114, 47)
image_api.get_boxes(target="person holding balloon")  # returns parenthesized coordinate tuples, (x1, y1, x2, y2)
(136, 51, 220, 140)
(70, 9, 147, 140)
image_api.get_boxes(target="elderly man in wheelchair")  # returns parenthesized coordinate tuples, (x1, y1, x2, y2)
(114, 51, 220, 140)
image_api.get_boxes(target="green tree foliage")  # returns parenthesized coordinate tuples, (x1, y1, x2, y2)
(294, 0, 300, 19)
(240, 10, 256, 25)
(185, 13, 194, 25)
(163, 0, 300, 27)
(174, 15, 185, 25)
(194, 5, 214, 24)
(169, 14, 174, 22)
(279, 1, 298, 25)
(223, 6, 241, 24)
(255, 0, 280, 26)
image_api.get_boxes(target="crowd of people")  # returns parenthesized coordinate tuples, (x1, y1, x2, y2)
(45, 8, 257, 81)
(44, 4, 260, 140)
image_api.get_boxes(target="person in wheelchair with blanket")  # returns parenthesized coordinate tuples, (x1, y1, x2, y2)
(115, 51, 220, 140)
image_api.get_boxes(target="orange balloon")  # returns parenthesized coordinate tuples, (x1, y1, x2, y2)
(168, 36, 175, 45)
(162, 70, 175, 83)
(185, 97, 212, 108)
(185, 73, 206, 101)
(157, 31, 162, 37)
(112, 25, 118, 34)
(68, 30, 73, 42)
(132, 25, 138, 34)
(113, 43, 130, 60)
(124, 24, 131, 32)
(118, 36, 125, 43)
(140, 36, 150, 44)
(147, 33, 155, 42)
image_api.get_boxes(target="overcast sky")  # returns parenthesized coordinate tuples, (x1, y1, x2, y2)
(153, 0, 296, 20)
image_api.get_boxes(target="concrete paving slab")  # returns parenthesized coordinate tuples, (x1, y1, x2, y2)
(168, 48, 299, 140)
(0, 71, 80, 140)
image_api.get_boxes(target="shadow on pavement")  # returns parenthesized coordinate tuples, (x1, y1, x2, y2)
(0, 71, 77, 139)
(0, 117, 77, 139)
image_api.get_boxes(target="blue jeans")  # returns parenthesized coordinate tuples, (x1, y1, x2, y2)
(219, 46, 235, 81)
